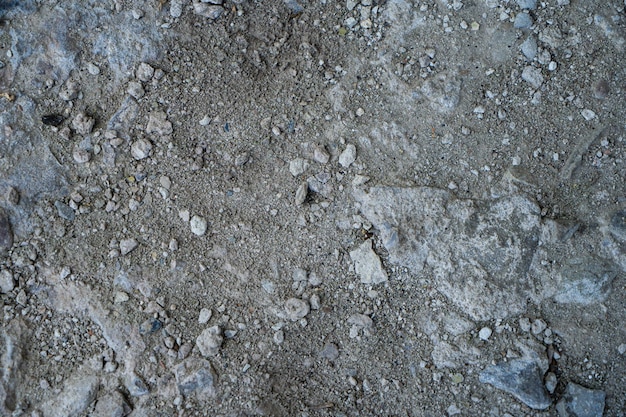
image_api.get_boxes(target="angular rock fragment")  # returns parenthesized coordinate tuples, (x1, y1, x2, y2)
(197, 326, 223, 357)
(479, 359, 551, 410)
(553, 257, 618, 304)
(175, 358, 217, 398)
(556, 383, 605, 417)
(146, 110, 173, 135)
(93, 391, 132, 417)
(349, 239, 388, 284)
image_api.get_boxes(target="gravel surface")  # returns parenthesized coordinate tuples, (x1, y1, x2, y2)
(0, 0, 625, 416)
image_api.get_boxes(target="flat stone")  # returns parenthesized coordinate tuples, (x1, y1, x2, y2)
(0, 269, 15, 293)
(479, 327, 492, 340)
(349, 239, 388, 284)
(553, 257, 618, 304)
(196, 326, 223, 357)
(54, 201, 75, 222)
(146, 110, 173, 135)
(520, 36, 538, 60)
(522, 66, 543, 88)
(517, 0, 537, 9)
(556, 383, 605, 417)
(92, 391, 132, 417)
(198, 308, 212, 324)
(354, 187, 542, 320)
(120, 238, 138, 255)
(319, 343, 339, 361)
(192, 2, 224, 19)
(175, 358, 217, 398)
(130, 138, 152, 160)
(514, 12, 533, 29)
(284, 298, 310, 321)
(339, 144, 357, 168)
(479, 359, 551, 410)
(45, 373, 100, 417)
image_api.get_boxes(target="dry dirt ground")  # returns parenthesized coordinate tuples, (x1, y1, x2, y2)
(0, 0, 625, 416)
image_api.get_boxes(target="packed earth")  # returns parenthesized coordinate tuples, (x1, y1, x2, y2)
(0, 0, 625, 416)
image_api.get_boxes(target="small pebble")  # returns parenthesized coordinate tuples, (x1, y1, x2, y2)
(127, 81, 145, 99)
(618, 344, 626, 355)
(120, 238, 139, 255)
(479, 327, 493, 340)
(514, 12, 533, 29)
(319, 343, 339, 360)
(0, 269, 15, 293)
(295, 182, 308, 206)
(72, 112, 95, 135)
(545, 372, 557, 393)
(284, 298, 310, 321)
(190, 215, 208, 236)
(198, 308, 212, 324)
(73, 145, 91, 164)
(289, 158, 309, 177)
(196, 325, 223, 356)
(531, 319, 547, 335)
(519, 317, 531, 332)
(339, 144, 357, 168)
(313, 146, 330, 164)
(593, 79, 610, 99)
(273, 330, 284, 344)
(581, 109, 596, 121)
(131, 138, 152, 160)
(136, 62, 155, 82)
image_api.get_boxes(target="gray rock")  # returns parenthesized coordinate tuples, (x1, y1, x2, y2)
(479, 359, 551, 410)
(556, 383, 605, 417)
(284, 298, 310, 321)
(127, 81, 144, 99)
(349, 239, 388, 284)
(71, 112, 95, 135)
(520, 36, 538, 60)
(119, 238, 138, 256)
(514, 12, 533, 29)
(354, 187, 541, 320)
(146, 110, 173, 136)
(609, 209, 626, 241)
(46, 373, 100, 417)
(319, 343, 339, 361)
(190, 215, 208, 236)
(130, 138, 152, 160)
(0, 209, 13, 254)
(196, 325, 223, 356)
(126, 373, 149, 396)
(193, 1, 224, 19)
(289, 158, 309, 177)
(521, 66, 543, 88)
(339, 144, 357, 168)
(55, 201, 75, 222)
(136, 63, 154, 82)
(516, 0, 537, 9)
(170, 0, 183, 18)
(92, 391, 132, 417)
(175, 358, 217, 398)
(553, 257, 618, 304)
(0, 269, 14, 293)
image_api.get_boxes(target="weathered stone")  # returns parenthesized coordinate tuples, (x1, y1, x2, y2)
(556, 383, 605, 417)
(553, 257, 618, 304)
(175, 358, 217, 398)
(196, 326, 223, 357)
(92, 391, 132, 417)
(355, 187, 541, 320)
(349, 239, 388, 284)
(0, 209, 13, 255)
(479, 359, 551, 410)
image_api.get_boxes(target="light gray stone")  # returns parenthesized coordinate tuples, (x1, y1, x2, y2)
(349, 239, 388, 284)
(514, 12, 533, 29)
(120, 238, 138, 255)
(553, 257, 617, 304)
(0, 269, 14, 293)
(175, 358, 217, 398)
(354, 187, 542, 320)
(136, 63, 155, 82)
(516, 0, 536, 10)
(339, 144, 357, 168)
(556, 383, 605, 417)
(45, 373, 100, 417)
(520, 36, 538, 60)
(146, 110, 173, 135)
(92, 391, 132, 417)
(522, 66, 543, 88)
(71, 112, 95, 135)
(284, 298, 310, 321)
(196, 326, 223, 357)
(190, 215, 208, 236)
(130, 138, 152, 160)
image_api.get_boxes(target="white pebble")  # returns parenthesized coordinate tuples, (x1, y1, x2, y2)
(198, 308, 212, 324)
(479, 327, 492, 340)
(289, 158, 309, 177)
(120, 238, 138, 255)
(73, 145, 91, 164)
(339, 144, 357, 168)
(196, 326, 223, 357)
(581, 109, 596, 121)
(131, 138, 152, 160)
(199, 115, 212, 126)
(531, 319, 547, 335)
(136, 62, 155, 82)
(284, 298, 310, 321)
(190, 215, 208, 236)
